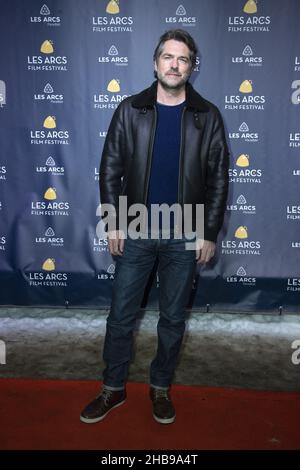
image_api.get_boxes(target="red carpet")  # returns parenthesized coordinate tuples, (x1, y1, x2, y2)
(0, 379, 300, 450)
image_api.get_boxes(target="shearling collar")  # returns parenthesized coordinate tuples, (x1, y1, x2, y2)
(131, 80, 209, 112)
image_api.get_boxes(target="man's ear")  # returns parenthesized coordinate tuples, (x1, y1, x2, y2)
(154, 60, 157, 72)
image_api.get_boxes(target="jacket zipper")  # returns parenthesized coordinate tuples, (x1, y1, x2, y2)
(143, 106, 157, 205)
(177, 107, 186, 206)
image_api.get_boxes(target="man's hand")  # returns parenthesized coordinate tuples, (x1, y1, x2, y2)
(196, 239, 216, 264)
(108, 230, 125, 256)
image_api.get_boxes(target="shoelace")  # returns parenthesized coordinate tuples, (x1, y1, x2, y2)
(101, 388, 114, 405)
(153, 389, 170, 401)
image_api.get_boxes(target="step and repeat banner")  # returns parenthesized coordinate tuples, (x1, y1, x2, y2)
(0, 0, 299, 311)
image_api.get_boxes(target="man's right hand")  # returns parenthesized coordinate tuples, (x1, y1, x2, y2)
(108, 230, 125, 256)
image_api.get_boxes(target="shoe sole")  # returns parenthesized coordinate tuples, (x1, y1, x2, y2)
(80, 399, 126, 424)
(153, 413, 176, 424)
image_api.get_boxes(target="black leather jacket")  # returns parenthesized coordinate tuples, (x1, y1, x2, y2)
(100, 81, 229, 242)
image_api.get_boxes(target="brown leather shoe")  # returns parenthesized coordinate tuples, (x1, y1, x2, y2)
(150, 387, 176, 424)
(80, 388, 126, 424)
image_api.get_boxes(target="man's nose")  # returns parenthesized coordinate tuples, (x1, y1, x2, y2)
(170, 58, 179, 69)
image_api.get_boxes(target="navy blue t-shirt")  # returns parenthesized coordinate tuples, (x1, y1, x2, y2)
(147, 101, 185, 209)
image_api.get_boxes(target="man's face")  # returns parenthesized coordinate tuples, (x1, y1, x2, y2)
(154, 39, 193, 90)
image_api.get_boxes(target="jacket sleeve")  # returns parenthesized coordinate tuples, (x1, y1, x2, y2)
(99, 103, 126, 229)
(204, 109, 229, 242)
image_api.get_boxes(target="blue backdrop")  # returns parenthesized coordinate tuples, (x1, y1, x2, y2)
(0, 0, 299, 312)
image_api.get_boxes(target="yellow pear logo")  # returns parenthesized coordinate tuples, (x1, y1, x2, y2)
(44, 187, 57, 200)
(235, 226, 248, 239)
(243, 0, 257, 14)
(43, 116, 56, 129)
(42, 258, 55, 271)
(239, 80, 252, 93)
(236, 154, 250, 167)
(40, 40, 54, 54)
(106, 0, 120, 14)
(107, 79, 120, 92)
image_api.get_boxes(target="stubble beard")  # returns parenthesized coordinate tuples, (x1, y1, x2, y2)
(157, 71, 189, 91)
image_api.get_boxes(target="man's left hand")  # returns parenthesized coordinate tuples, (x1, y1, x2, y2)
(196, 239, 216, 264)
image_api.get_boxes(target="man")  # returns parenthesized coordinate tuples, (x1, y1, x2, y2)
(80, 29, 229, 425)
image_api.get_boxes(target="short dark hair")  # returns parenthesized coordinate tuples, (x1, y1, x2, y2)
(153, 29, 198, 69)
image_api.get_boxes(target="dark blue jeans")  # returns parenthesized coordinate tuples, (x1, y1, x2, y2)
(102, 235, 196, 390)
